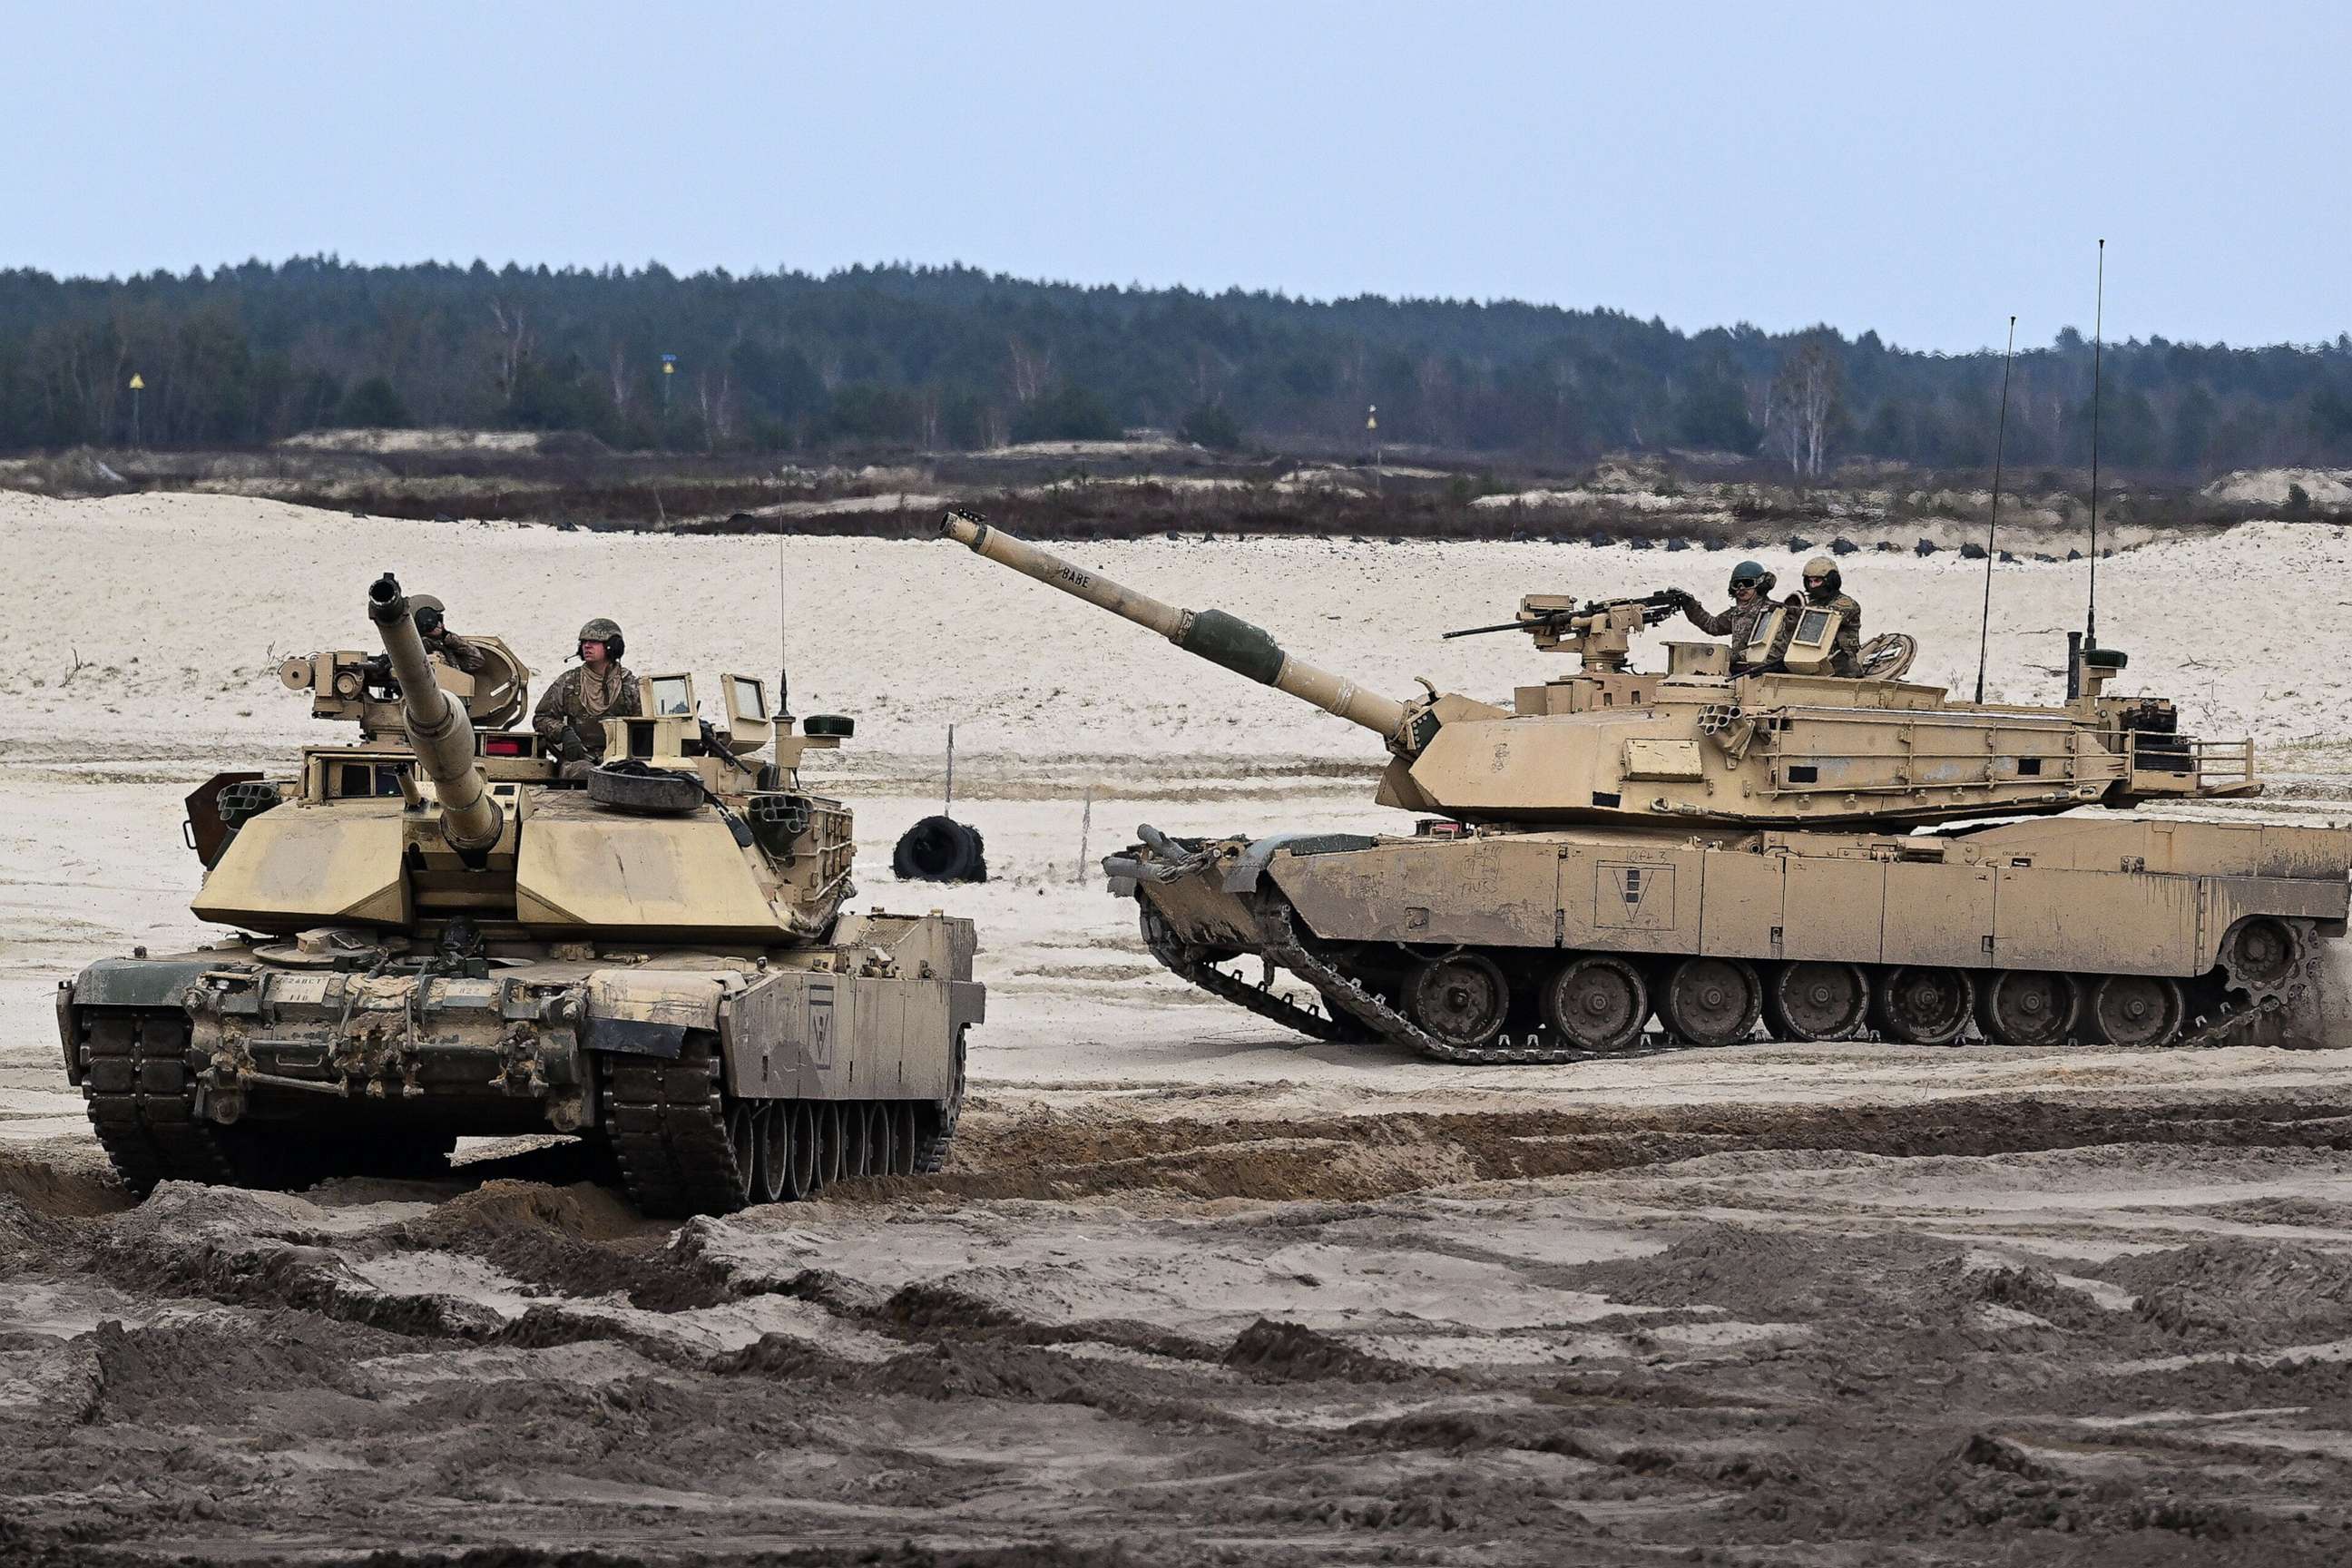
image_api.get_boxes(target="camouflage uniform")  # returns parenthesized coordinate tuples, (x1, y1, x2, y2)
(423, 628, 487, 675)
(534, 662, 642, 762)
(1799, 593, 1865, 676)
(1680, 595, 1794, 672)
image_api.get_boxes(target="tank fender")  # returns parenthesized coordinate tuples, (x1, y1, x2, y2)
(1220, 832, 1382, 893)
(68, 956, 236, 1011)
(581, 970, 744, 1060)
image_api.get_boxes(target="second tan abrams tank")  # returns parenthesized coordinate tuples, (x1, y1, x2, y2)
(941, 509, 2347, 1062)
(56, 575, 979, 1216)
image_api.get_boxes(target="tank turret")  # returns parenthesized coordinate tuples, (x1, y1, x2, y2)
(942, 508, 2257, 828)
(367, 572, 503, 855)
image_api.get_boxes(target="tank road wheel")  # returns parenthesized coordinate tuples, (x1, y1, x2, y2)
(1978, 970, 2078, 1048)
(842, 1103, 871, 1177)
(868, 1102, 896, 1177)
(2219, 916, 2309, 1002)
(1763, 962, 1869, 1042)
(1407, 954, 1512, 1050)
(1659, 956, 1762, 1048)
(2085, 975, 2186, 1047)
(1875, 966, 1976, 1045)
(891, 1103, 920, 1175)
(754, 1102, 790, 1203)
(727, 1102, 760, 1208)
(1540, 956, 1650, 1052)
(816, 1103, 843, 1188)
(788, 1101, 818, 1198)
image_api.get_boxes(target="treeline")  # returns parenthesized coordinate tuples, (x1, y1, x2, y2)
(3, 258, 2349, 475)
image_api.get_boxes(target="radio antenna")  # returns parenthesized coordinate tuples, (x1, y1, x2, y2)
(776, 507, 793, 720)
(2085, 238, 2105, 650)
(1974, 315, 2017, 705)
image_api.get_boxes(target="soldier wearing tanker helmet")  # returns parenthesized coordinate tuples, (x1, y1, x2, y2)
(1666, 560, 1795, 674)
(1795, 555, 1865, 676)
(533, 615, 642, 765)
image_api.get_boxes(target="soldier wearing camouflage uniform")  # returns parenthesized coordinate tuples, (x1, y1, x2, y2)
(412, 599, 488, 676)
(534, 616, 642, 764)
(1668, 560, 1794, 673)
(1796, 555, 1865, 676)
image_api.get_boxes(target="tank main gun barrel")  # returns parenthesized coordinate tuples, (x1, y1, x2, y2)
(940, 510, 1412, 744)
(367, 573, 504, 854)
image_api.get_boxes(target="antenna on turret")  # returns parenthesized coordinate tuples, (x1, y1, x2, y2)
(1974, 315, 2018, 705)
(776, 505, 793, 720)
(2085, 239, 2105, 651)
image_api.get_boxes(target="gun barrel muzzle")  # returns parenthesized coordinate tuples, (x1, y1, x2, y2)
(940, 511, 1411, 744)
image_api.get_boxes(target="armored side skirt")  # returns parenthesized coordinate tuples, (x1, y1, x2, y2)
(1134, 819, 2351, 979)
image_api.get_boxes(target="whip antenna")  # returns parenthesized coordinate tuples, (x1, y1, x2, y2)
(1974, 315, 2017, 705)
(2085, 238, 2105, 650)
(776, 505, 792, 720)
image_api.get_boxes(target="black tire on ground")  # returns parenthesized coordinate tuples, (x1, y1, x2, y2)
(816, 1102, 843, 1187)
(754, 1102, 789, 1202)
(1977, 970, 2077, 1048)
(1540, 955, 1650, 1052)
(2083, 974, 2186, 1047)
(891, 1103, 919, 1175)
(1762, 961, 1869, 1042)
(789, 1101, 817, 1197)
(892, 815, 989, 883)
(1658, 956, 1762, 1048)
(1875, 965, 1976, 1045)
(841, 1102, 870, 1177)
(1406, 953, 1512, 1049)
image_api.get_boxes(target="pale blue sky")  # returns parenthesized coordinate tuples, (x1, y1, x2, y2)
(5, 2, 2345, 351)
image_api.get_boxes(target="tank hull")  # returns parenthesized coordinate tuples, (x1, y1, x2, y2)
(58, 911, 980, 1217)
(1113, 818, 2349, 1060)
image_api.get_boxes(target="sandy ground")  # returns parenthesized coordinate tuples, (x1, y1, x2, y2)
(4, 493, 2352, 1564)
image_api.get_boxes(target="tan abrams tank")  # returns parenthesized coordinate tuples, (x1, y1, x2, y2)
(56, 576, 980, 1215)
(942, 510, 2347, 1062)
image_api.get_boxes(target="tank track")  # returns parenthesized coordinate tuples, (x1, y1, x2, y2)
(1258, 900, 1601, 1066)
(1215, 897, 2308, 1065)
(598, 1033, 965, 1216)
(77, 1007, 239, 1194)
(912, 1025, 968, 1176)
(1140, 905, 1368, 1045)
(599, 1035, 750, 1219)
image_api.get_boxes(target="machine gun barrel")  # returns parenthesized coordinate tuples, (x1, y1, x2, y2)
(1444, 589, 1681, 641)
(940, 510, 1411, 744)
(367, 573, 504, 854)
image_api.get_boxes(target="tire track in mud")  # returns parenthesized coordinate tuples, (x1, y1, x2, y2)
(6, 1092, 2352, 1563)
(914, 1090, 2352, 1204)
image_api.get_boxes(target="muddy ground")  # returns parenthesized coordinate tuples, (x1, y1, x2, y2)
(6, 1093, 2352, 1567)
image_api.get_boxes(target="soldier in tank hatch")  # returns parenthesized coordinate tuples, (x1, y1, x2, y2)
(534, 615, 642, 765)
(410, 596, 489, 676)
(1667, 559, 1794, 673)
(1794, 555, 1864, 676)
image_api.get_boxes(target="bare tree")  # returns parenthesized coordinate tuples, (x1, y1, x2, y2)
(488, 299, 531, 397)
(1769, 338, 1839, 477)
(607, 342, 632, 414)
(1006, 337, 1053, 404)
